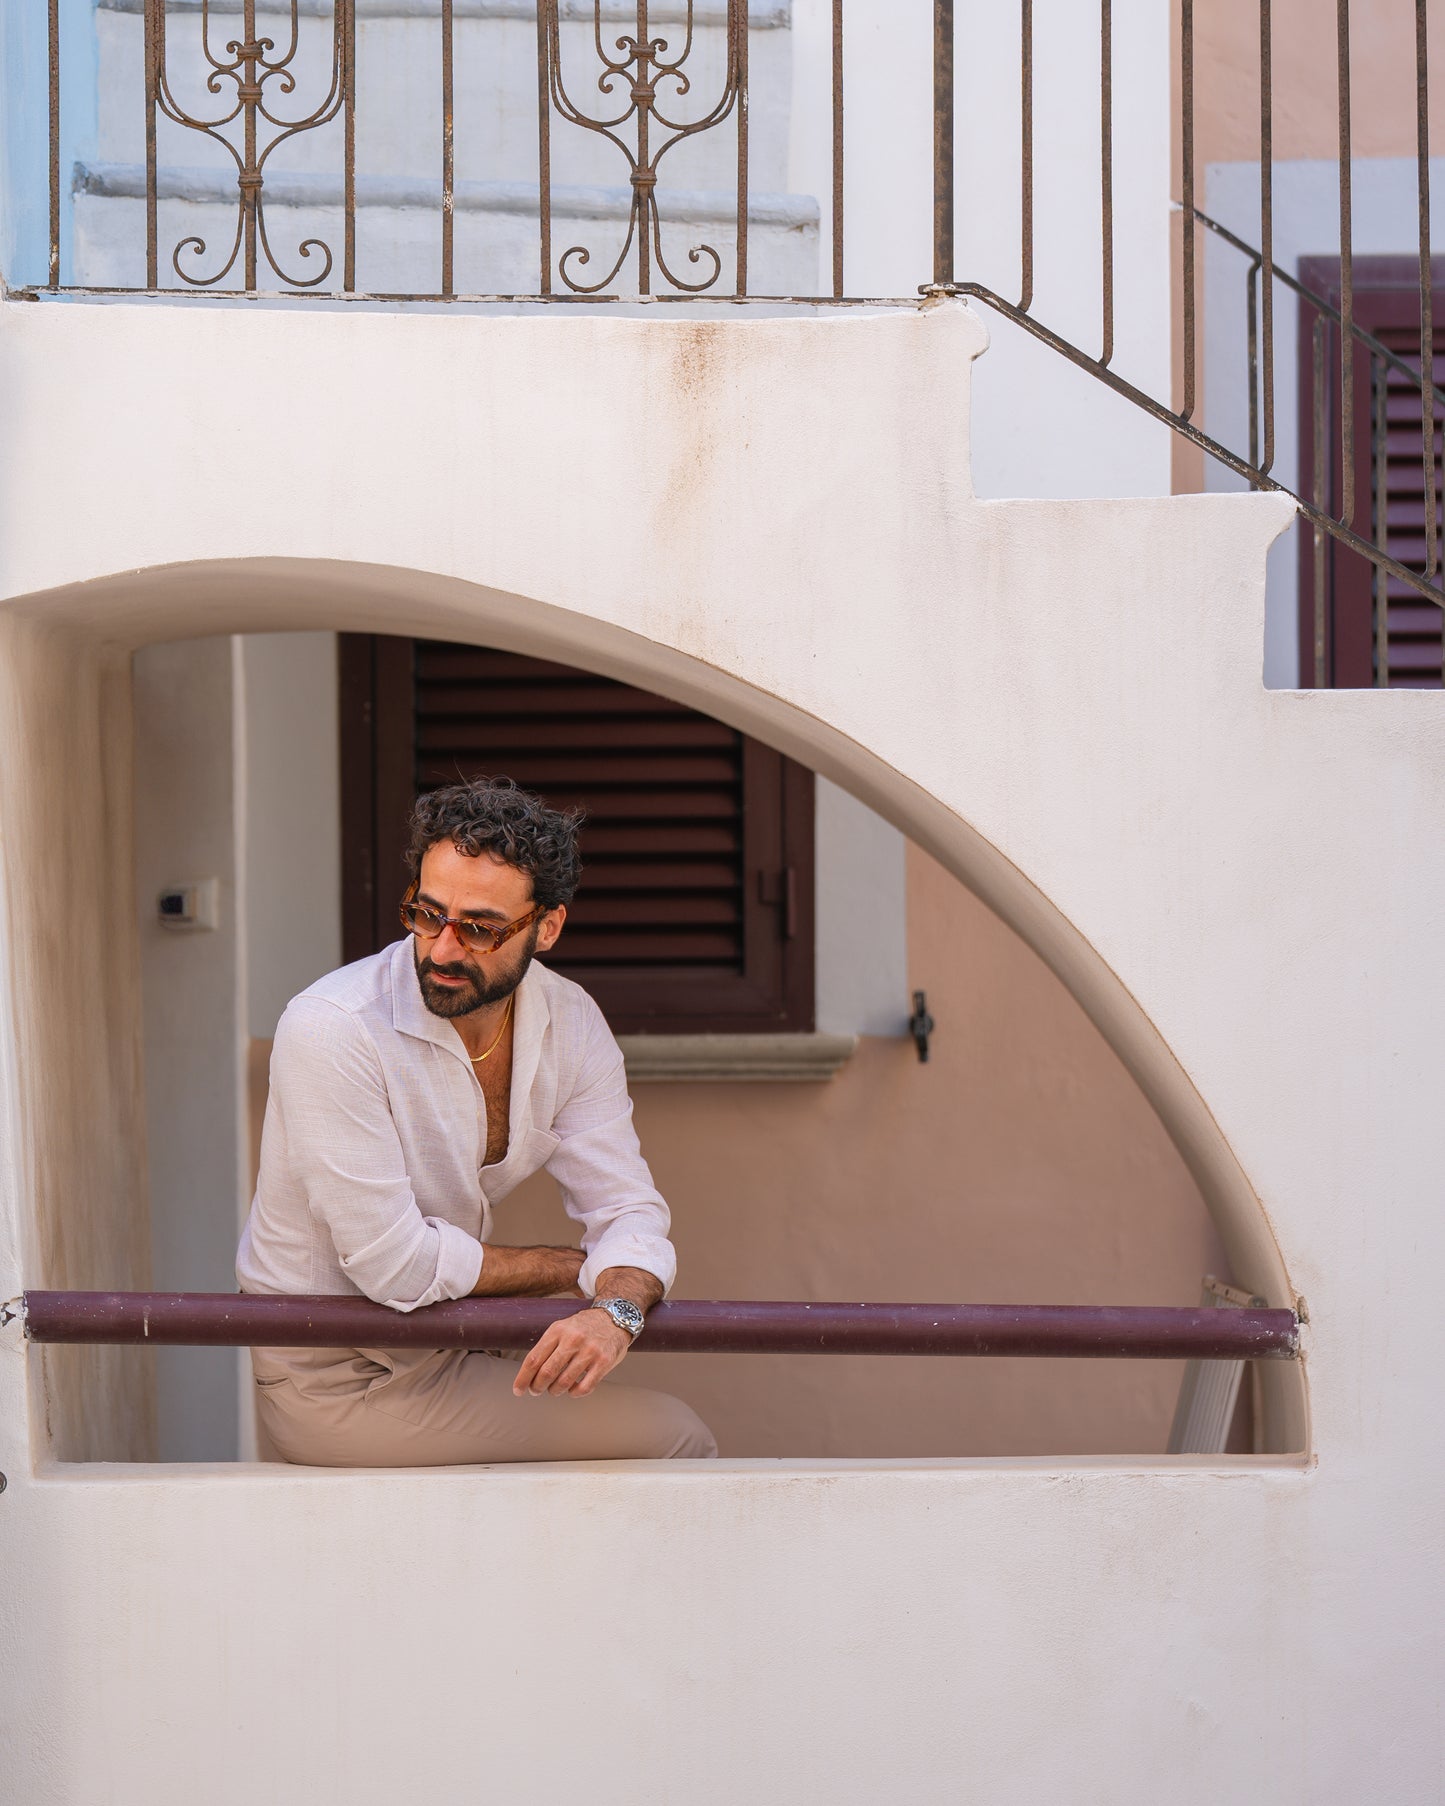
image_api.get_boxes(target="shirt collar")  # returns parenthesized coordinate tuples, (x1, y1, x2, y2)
(508, 967, 549, 1138)
(390, 936, 454, 1051)
(389, 936, 551, 1100)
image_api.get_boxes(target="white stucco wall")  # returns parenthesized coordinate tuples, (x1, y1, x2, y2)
(789, 0, 1175, 500)
(240, 630, 343, 1042)
(0, 613, 151, 1464)
(0, 298, 1439, 1799)
(814, 776, 907, 1036)
(132, 636, 244, 1461)
(951, 0, 1175, 500)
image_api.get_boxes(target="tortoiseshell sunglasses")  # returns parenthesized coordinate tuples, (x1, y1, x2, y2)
(400, 883, 547, 955)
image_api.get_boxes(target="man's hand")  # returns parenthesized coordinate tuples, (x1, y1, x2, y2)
(513, 1264, 664, 1398)
(513, 1305, 631, 1397)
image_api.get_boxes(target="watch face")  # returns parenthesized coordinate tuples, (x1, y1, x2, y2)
(605, 1299, 645, 1336)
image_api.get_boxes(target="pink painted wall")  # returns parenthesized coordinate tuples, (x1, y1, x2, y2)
(500, 842, 1234, 1458)
(1193, 0, 1445, 166)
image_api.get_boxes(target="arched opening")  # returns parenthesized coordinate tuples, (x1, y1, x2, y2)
(0, 556, 1307, 1461)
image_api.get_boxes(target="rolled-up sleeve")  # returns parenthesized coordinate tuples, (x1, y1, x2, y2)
(270, 998, 484, 1310)
(548, 1015, 677, 1298)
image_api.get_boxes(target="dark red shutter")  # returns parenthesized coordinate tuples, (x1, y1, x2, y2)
(1299, 256, 1445, 687)
(339, 635, 815, 1033)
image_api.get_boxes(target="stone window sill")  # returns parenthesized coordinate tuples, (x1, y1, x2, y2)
(616, 1032, 859, 1083)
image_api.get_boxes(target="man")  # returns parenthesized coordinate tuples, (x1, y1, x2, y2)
(237, 777, 716, 1465)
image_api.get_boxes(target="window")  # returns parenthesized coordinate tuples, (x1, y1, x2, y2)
(338, 635, 815, 1033)
(1299, 255, 1445, 688)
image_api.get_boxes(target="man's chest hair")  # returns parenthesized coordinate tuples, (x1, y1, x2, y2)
(476, 1049, 513, 1166)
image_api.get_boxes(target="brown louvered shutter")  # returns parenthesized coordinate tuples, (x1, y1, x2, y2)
(1299, 256, 1445, 687)
(339, 635, 814, 1032)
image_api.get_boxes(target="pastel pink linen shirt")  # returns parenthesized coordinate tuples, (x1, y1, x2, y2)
(236, 939, 676, 1310)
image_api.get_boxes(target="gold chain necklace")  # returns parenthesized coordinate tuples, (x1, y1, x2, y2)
(469, 993, 515, 1064)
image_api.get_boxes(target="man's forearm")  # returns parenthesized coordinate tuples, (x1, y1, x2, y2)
(470, 1244, 584, 1297)
(592, 1266, 664, 1315)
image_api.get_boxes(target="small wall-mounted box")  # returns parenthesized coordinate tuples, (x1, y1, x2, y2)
(157, 879, 220, 932)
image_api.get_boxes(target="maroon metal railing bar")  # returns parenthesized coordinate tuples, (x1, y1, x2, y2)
(15, 1292, 1300, 1361)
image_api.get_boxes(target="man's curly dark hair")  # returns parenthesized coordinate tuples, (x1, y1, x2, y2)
(406, 777, 584, 911)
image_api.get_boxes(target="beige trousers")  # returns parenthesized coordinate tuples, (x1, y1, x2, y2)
(252, 1343, 718, 1466)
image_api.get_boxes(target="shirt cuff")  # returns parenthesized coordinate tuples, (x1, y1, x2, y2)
(435, 1220, 485, 1304)
(341, 1213, 482, 1311)
(578, 1237, 676, 1300)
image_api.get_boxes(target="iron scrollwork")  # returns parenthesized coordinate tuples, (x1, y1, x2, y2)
(540, 0, 746, 295)
(144, 0, 352, 290)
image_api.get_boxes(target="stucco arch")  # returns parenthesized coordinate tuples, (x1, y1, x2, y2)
(0, 551, 1307, 1456)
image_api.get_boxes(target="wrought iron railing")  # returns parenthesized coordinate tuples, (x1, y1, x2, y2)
(23, 1, 1445, 665)
(49, 0, 836, 302)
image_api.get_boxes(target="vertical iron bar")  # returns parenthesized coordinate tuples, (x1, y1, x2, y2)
(1260, 0, 1275, 473)
(1180, 0, 1195, 418)
(1100, 0, 1113, 365)
(144, 0, 159, 289)
(933, 0, 954, 287)
(637, 0, 650, 294)
(1246, 257, 1260, 471)
(441, 0, 454, 296)
(1416, 0, 1436, 577)
(344, 0, 355, 291)
(48, 0, 60, 286)
(243, 0, 257, 288)
(1373, 356, 1390, 686)
(1313, 315, 1328, 686)
(1020, 0, 1033, 310)
(1337, 0, 1354, 526)
(537, 0, 552, 294)
(736, 0, 749, 296)
(832, 0, 844, 298)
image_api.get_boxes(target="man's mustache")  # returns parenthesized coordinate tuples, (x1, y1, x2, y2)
(420, 957, 476, 981)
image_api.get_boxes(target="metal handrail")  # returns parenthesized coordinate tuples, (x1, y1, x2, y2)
(12, 1291, 1301, 1360)
(1187, 203, 1445, 440)
(942, 276, 1445, 626)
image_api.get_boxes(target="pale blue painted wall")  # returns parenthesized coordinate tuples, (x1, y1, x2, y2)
(0, 0, 98, 286)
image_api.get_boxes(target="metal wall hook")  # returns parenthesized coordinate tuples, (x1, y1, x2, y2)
(909, 990, 935, 1063)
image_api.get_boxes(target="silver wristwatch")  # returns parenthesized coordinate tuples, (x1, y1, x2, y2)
(589, 1296, 645, 1340)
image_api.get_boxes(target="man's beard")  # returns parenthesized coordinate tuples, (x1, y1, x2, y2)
(415, 933, 537, 1019)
